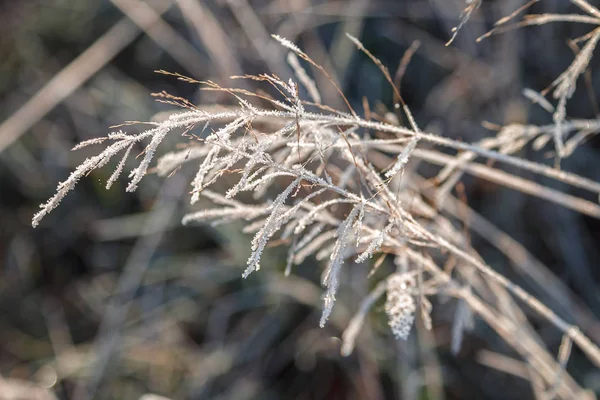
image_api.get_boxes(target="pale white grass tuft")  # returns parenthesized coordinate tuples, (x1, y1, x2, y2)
(384, 137, 419, 179)
(320, 203, 361, 327)
(385, 272, 417, 340)
(355, 220, 394, 263)
(31, 32, 600, 395)
(246, 176, 302, 278)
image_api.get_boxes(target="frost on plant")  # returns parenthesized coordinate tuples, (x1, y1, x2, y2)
(31, 29, 600, 394)
(385, 272, 417, 340)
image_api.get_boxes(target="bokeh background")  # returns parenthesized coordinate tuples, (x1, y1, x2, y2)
(1, 0, 600, 399)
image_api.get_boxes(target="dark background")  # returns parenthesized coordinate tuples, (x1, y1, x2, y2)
(1, 0, 599, 399)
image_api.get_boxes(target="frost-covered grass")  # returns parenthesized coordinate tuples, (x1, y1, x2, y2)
(32, 2, 600, 397)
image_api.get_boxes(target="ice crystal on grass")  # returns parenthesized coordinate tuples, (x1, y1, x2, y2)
(384, 136, 419, 179)
(31, 31, 600, 387)
(246, 176, 302, 278)
(320, 203, 361, 327)
(355, 220, 394, 263)
(385, 273, 417, 340)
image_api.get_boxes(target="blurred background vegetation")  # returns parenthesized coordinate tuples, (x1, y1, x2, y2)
(1, 0, 600, 399)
